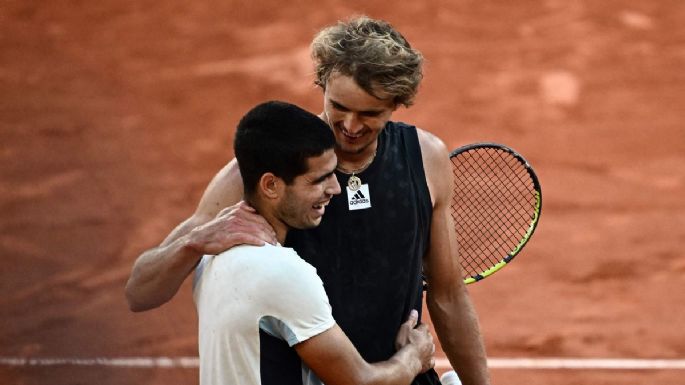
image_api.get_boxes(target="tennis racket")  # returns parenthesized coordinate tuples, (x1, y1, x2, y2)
(425, 142, 542, 287)
(451, 142, 542, 284)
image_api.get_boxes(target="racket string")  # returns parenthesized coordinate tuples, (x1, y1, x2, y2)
(451, 147, 538, 280)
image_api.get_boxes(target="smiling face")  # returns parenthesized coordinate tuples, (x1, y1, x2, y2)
(277, 149, 341, 230)
(320, 72, 397, 158)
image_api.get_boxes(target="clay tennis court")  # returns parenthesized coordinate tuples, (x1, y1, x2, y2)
(1, 1, 684, 384)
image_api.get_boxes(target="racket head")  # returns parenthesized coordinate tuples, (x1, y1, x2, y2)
(450, 142, 542, 284)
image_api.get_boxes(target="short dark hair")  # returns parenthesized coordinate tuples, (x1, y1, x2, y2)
(234, 101, 335, 198)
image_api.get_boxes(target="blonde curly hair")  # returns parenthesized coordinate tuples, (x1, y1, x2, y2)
(311, 16, 424, 107)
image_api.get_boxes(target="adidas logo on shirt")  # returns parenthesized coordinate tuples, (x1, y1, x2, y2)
(347, 184, 371, 210)
(351, 190, 368, 203)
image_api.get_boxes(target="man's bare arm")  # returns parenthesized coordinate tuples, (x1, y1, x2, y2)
(125, 160, 276, 311)
(419, 130, 491, 385)
(295, 311, 435, 385)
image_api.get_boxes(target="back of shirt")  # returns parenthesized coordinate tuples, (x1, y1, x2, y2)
(193, 244, 335, 385)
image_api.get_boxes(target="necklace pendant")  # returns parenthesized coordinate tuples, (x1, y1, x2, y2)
(347, 175, 362, 191)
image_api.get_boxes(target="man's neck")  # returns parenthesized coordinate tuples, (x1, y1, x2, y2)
(247, 197, 288, 245)
(273, 225, 287, 245)
(335, 141, 379, 172)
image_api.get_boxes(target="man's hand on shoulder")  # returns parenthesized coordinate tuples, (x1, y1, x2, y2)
(188, 201, 277, 255)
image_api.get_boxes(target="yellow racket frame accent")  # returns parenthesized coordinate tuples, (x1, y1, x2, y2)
(463, 190, 541, 284)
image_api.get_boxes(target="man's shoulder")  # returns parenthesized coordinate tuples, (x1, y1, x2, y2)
(196, 244, 320, 295)
(244, 246, 328, 312)
(385, 120, 418, 136)
(411, 126, 450, 207)
(386, 121, 444, 153)
(238, 244, 317, 279)
(213, 244, 307, 267)
(415, 127, 447, 153)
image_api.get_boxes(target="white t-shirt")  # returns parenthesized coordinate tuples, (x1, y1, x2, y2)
(193, 243, 335, 385)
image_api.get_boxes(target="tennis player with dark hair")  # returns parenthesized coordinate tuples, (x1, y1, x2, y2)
(194, 100, 434, 385)
(126, 16, 490, 385)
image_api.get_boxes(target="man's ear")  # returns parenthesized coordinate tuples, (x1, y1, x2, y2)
(258, 173, 282, 200)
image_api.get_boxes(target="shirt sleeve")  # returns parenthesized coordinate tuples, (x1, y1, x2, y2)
(259, 249, 335, 347)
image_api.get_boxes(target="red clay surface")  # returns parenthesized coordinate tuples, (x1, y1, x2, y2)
(1, 1, 684, 384)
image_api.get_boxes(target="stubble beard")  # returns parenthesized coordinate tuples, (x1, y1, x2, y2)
(278, 195, 316, 231)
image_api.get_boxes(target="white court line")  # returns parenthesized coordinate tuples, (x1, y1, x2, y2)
(442, 358, 685, 370)
(2, 357, 685, 370)
(0, 357, 199, 368)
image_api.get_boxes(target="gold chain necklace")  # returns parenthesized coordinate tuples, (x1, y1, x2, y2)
(336, 151, 377, 191)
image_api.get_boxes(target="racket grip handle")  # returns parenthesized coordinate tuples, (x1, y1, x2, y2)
(440, 370, 462, 385)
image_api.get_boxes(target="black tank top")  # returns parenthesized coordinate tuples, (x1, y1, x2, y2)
(261, 122, 439, 384)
